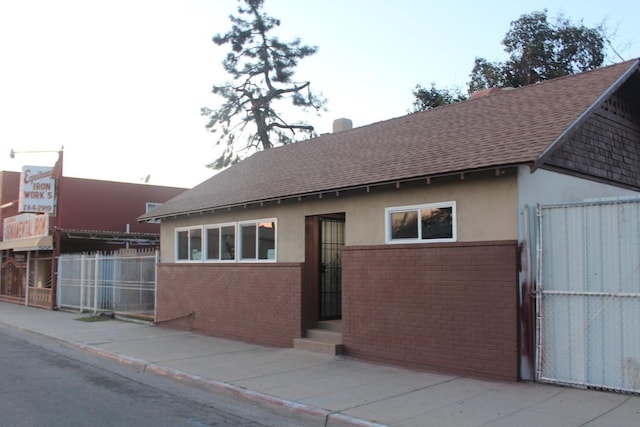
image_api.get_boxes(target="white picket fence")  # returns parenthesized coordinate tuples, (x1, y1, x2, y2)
(57, 250, 158, 319)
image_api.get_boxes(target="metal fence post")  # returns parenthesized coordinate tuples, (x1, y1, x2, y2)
(154, 249, 159, 322)
(80, 254, 85, 312)
(93, 252, 99, 314)
(112, 251, 117, 312)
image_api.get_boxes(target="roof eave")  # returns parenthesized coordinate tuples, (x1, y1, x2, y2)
(139, 164, 524, 222)
(59, 228, 160, 244)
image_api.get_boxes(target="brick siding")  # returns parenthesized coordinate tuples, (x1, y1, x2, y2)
(156, 263, 303, 347)
(342, 241, 518, 381)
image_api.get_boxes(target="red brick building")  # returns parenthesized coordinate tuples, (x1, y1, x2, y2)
(0, 162, 185, 309)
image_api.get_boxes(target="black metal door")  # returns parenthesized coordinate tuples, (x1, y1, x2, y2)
(319, 218, 344, 319)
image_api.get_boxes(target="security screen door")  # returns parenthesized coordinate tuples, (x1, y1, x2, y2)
(319, 217, 344, 320)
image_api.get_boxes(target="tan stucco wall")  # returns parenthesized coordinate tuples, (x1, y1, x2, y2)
(159, 174, 518, 263)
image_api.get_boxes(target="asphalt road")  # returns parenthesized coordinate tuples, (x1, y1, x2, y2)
(0, 327, 317, 427)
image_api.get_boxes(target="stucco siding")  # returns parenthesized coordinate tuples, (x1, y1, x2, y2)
(518, 166, 640, 208)
(160, 173, 518, 263)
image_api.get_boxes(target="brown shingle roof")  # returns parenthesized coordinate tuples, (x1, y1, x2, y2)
(141, 59, 639, 220)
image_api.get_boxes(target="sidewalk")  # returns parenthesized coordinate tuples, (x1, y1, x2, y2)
(1, 302, 638, 427)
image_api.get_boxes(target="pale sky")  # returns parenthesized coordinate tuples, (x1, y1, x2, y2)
(1, 0, 638, 189)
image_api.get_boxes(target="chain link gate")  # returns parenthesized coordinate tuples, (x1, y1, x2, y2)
(536, 199, 640, 393)
(57, 250, 158, 320)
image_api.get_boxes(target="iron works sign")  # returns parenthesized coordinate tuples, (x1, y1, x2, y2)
(3, 213, 50, 242)
(19, 165, 56, 214)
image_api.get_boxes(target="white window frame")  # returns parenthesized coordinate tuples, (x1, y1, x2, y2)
(204, 222, 236, 262)
(145, 202, 162, 223)
(175, 226, 203, 262)
(385, 201, 457, 244)
(238, 218, 277, 262)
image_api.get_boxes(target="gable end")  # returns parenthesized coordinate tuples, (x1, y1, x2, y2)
(540, 74, 640, 190)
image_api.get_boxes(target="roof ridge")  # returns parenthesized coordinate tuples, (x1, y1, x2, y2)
(141, 58, 638, 220)
(461, 58, 640, 103)
(257, 59, 640, 155)
(510, 57, 639, 89)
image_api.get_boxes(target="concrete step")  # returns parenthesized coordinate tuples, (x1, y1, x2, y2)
(317, 320, 342, 332)
(306, 328, 342, 344)
(293, 322, 343, 355)
(293, 337, 343, 355)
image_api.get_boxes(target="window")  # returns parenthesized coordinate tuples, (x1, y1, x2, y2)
(239, 219, 276, 261)
(176, 219, 276, 263)
(385, 201, 456, 243)
(145, 202, 162, 223)
(205, 224, 236, 261)
(176, 226, 202, 261)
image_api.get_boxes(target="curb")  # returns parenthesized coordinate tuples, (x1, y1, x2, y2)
(69, 342, 388, 427)
(0, 319, 387, 427)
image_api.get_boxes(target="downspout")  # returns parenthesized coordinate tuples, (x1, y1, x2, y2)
(518, 205, 536, 381)
(534, 203, 544, 381)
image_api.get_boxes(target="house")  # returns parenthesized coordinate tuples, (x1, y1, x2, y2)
(0, 165, 186, 309)
(139, 58, 640, 382)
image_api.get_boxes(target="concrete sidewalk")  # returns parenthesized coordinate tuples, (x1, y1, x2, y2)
(1, 302, 638, 427)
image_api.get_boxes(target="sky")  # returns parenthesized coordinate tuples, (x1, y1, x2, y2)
(1, 0, 638, 189)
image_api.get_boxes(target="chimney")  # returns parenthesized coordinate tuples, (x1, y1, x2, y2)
(471, 87, 502, 100)
(333, 118, 353, 133)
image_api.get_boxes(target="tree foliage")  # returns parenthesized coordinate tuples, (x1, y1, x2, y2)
(413, 9, 609, 111)
(201, 0, 325, 169)
(470, 9, 606, 92)
(411, 83, 467, 112)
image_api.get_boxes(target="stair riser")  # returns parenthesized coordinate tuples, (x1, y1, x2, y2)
(316, 321, 342, 332)
(293, 338, 343, 355)
(306, 329, 342, 344)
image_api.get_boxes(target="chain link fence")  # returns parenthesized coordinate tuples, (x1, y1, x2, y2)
(537, 200, 640, 393)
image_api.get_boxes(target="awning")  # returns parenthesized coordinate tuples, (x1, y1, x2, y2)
(0, 236, 54, 251)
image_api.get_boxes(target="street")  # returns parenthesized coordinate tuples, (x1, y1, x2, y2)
(0, 327, 316, 427)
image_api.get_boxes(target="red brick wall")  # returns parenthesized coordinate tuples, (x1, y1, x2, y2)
(156, 263, 303, 347)
(342, 241, 518, 381)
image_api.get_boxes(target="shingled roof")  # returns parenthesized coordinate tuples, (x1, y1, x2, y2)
(141, 59, 639, 221)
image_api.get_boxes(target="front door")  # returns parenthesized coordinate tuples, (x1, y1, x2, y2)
(0, 252, 27, 303)
(319, 217, 344, 320)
